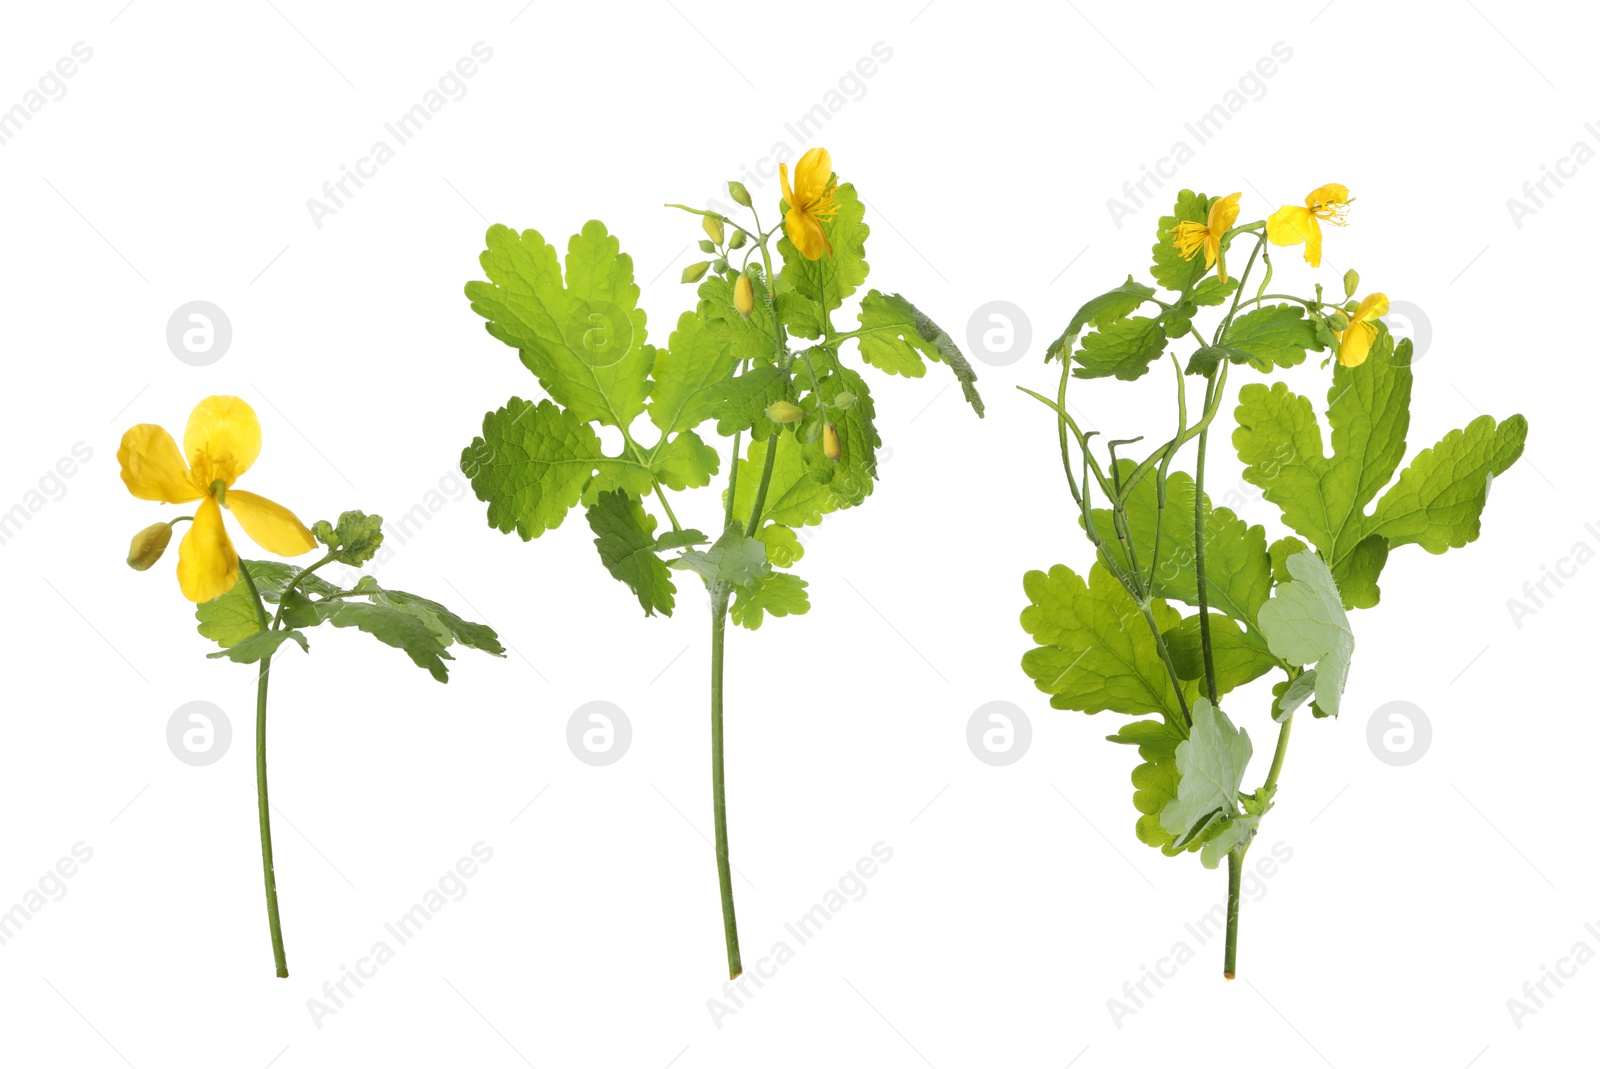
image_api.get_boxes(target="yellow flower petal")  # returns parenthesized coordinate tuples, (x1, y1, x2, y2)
(1266, 205, 1314, 248)
(227, 490, 317, 556)
(1209, 192, 1243, 236)
(792, 147, 832, 204)
(185, 395, 262, 488)
(1305, 183, 1350, 211)
(1351, 292, 1389, 325)
(118, 424, 202, 503)
(784, 206, 830, 261)
(1338, 321, 1378, 367)
(176, 496, 239, 603)
(779, 161, 796, 209)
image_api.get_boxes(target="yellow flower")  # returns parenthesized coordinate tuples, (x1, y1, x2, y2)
(1337, 293, 1388, 367)
(779, 147, 840, 260)
(1171, 192, 1242, 282)
(1266, 183, 1351, 268)
(118, 396, 317, 602)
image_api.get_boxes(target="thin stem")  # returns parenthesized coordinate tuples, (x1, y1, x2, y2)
(238, 561, 288, 979)
(1223, 848, 1243, 979)
(709, 589, 742, 978)
(1262, 708, 1295, 797)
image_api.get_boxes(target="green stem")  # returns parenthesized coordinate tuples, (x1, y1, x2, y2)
(709, 588, 742, 978)
(1193, 376, 1219, 706)
(1224, 848, 1243, 979)
(238, 562, 288, 979)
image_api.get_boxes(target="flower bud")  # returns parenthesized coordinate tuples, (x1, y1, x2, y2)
(126, 522, 173, 571)
(728, 181, 752, 207)
(703, 215, 725, 245)
(713, 257, 729, 274)
(681, 261, 711, 284)
(823, 422, 841, 460)
(765, 400, 804, 424)
(728, 229, 748, 249)
(832, 391, 858, 410)
(1327, 311, 1350, 331)
(734, 273, 756, 318)
(1343, 268, 1359, 299)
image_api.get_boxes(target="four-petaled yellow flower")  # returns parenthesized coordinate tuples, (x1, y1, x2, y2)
(1267, 183, 1352, 268)
(1337, 293, 1388, 368)
(779, 147, 840, 260)
(1171, 192, 1242, 282)
(118, 396, 317, 603)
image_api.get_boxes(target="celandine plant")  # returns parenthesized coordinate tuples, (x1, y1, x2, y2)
(120, 396, 503, 977)
(1019, 185, 1528, 977)
(458, 148, 983, 977)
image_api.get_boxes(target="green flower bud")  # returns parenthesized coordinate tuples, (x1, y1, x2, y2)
(713, 257, 728, 274)
(698, 239, 715, 254)
(728, 181, 752, 207)
(1328, 311, 1350, 331)
(681, 261, 711, 284)
(765, 400, 804, 424)
(832, 391, 858, 410)
(728, 229, 748, 249)
(1343, 268, 1359, 299)
(126, 522, 173, 571)
(702, 215, 725, 245)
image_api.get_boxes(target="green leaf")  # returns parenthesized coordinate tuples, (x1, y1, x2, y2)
(278, 589, 321, 630)
(241, 561, 341, 603)
(586, 489, 677, 617)
(1151, 190, 1217, 292)
(1185, 345, 1253, 377)
(1107, 719, 1194, 855)
(698, 270, 780, 363)
(195, 578, 265, 648)
(714, 365, 790, 441)
(370, 589, 504, 655)
(854, 291, 984, 416)
(655, 528, 708, 551)
(1234, 335, 1526, 606)
(731, 432, 840, 530)
(1074, 315, 1167, 381)
(1200, 814, 1260, 869)
(1220, 304, 1323, 371)
(1020, 562, 1186, 728)
(756, 523, 804, 567)
(796, 347, 881, 507)
(1335, 533, 1388, 610)
(1257, 550, 1354, 718)
(650, 429, 720, 491)
(206, 628, 309, 665)
(670, 525, 770, 589)
(1159, 698, 1252, 850)
(463, 397, 650, 540)
(317, 601, 457, 683)
(1046, 276, 1157, 362)
(778, 181, 869, 315)
(730, 571, 809, 629)
(312, 510, 385, 568)
(648, 310, 735, 434)
(465, 221, 654, 430)
(1164, 613, 1278, 698)
(1089, 463, 1274, 649)
(1191, 276, 1238, 307)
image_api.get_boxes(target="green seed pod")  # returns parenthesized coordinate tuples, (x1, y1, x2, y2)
(126, 522, 173, 571)
(728, 181, 752, 207)
(681, 261, 711, 284)
(765, 400, 804, 424)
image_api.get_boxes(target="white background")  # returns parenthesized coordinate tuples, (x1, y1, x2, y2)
(0, 1, 1592, 1066)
